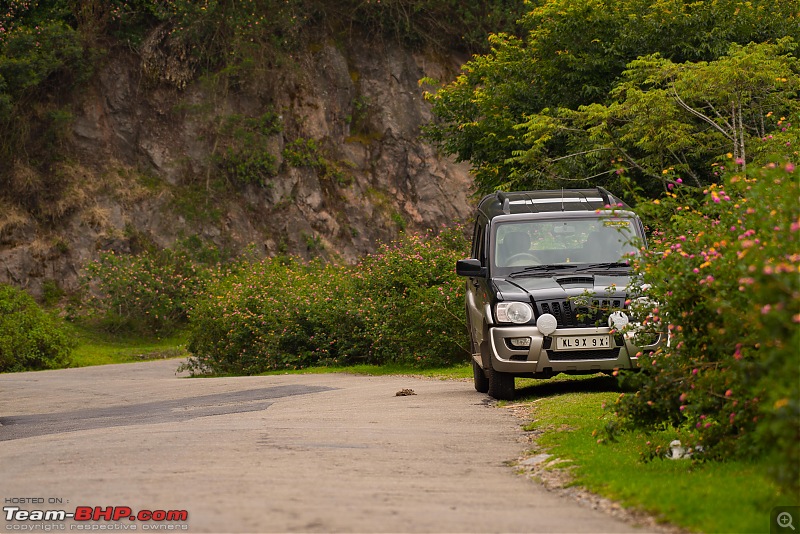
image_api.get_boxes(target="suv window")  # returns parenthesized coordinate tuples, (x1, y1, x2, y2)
(493, 217, 639, 270)
(471, 217, 487, 265)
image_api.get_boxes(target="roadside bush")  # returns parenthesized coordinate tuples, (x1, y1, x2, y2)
(351, 226, 469, 367)
(80, 244, 227, 335)
(613, 161, 799, 496)
(184, 226, 469, 375)
(0, 283, 74, 372)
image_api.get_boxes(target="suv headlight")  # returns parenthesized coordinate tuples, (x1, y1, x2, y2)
(496, 302, 533, 324)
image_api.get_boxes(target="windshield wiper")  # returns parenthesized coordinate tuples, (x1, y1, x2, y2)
(573, 262, 631, 272)
(508, 264, 579, 278)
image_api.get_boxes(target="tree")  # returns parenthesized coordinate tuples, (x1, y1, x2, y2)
(423, 0, 800, 195)
(519, 39, 800, 194)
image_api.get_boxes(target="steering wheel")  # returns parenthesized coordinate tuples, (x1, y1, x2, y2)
(505, 252, 541, 266)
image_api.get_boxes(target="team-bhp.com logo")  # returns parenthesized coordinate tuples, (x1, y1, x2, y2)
(4, 506, 188, 530)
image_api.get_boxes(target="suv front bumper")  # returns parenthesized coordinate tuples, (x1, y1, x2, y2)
(484, 325, 662, 374)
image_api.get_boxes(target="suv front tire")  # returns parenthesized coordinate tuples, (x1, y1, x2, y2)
(486, 364, 515, 400)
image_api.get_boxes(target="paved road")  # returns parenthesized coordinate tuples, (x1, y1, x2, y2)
(0, 360, 642, 533)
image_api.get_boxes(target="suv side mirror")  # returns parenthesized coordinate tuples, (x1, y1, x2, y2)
(456, 258, 486, 277)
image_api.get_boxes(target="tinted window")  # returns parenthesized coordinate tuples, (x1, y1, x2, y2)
(493, 217, 639, 268)
(472, 217, 487, 264)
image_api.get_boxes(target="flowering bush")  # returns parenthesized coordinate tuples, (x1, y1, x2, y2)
(184, 226, 470, 375)
(613, 161, 799, 495)
(0, 283, 73, 372)
(80, 246, 226, 335)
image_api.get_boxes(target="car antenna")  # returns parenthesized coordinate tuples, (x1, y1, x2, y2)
(561, 188, 565, 212)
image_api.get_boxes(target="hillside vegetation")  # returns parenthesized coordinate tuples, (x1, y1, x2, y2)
(0, 0, 525, 190)
(424, 0, 799, 196)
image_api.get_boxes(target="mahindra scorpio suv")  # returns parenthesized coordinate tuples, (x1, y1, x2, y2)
(456, 188, 662, 400)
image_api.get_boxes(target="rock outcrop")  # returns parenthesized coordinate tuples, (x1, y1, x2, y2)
(0, 34, 475, 298)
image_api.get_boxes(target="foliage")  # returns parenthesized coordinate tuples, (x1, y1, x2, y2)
(137, 0, 528, 56)
(0, 4, 88, 180)
(563, 40, 800, 193)
(612, 162, 800, 497)
(211, 111, 282, 186)
(0, 20, 85, 114)
(79, 242, 231, 335)
(282, 138, 350, 184)
(518, 0, 799, 109)
(423, 0, 800, 195)
(336, 0, 527, 53)
(0, 283, 74, 372)
(184, 226, 469, 375)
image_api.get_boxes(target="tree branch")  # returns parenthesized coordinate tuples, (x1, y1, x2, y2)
(547, 147, 615, 162)
(670, 83, 734, 141)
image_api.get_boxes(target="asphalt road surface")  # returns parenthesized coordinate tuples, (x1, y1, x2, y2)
(1, 359, 643, 533)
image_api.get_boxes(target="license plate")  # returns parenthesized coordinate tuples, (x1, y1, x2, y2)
(555, 335, 611, 351)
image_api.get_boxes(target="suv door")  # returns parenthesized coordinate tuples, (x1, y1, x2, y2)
(465, 216, 490, 362)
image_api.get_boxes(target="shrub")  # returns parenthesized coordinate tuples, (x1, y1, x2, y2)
(0, 283, 74, 372)
(211, 112, 282, 186)
(349, 226, 469, 367)
(80, 243, 228, 335)
(613, 161, 800, 496)
(184, 226, 470, 375)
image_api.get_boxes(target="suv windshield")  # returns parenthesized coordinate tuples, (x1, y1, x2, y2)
(492, 217, 639, 271)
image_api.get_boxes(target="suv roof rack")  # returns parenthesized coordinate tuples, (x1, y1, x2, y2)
(477, 187, 629, 219)
(596, 186, 613, 207)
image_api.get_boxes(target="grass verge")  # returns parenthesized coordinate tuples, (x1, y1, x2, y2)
(68, 325, 189, 367)
(514, 374, 797, 533)
(67, 329, 473, 379)
(258, 362, 472, 379)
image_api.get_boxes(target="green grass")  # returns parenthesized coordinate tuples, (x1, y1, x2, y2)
(259, 362, 473, 379)
(69, 328, 473, 378)
(514, 374, 797, 533)
(68, 325, 189, 367)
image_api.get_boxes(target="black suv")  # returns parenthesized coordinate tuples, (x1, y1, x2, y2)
(456, 188, 661, 400)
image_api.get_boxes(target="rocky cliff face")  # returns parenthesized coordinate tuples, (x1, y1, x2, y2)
(0, 33, 475, 298)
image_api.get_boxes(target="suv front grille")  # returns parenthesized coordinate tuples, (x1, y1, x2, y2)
(537, 299, 624, 328)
